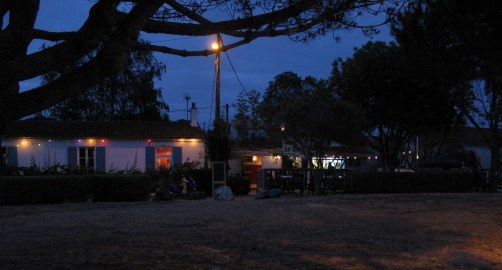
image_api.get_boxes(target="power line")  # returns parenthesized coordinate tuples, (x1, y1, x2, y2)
(208, 60, 217, 131)
(168, 106, 223, 113)
(224, 51, 248, 94)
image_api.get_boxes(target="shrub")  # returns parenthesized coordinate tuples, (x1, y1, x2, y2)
(0, 174, 151, 205)
(344, 172, 475, 194)
(190, 169, 212, 195)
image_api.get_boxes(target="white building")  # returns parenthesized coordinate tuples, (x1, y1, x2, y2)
(1, 119, 205, 172)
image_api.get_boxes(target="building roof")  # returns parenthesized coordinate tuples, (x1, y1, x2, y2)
(232, 140, 283, 156)
(1, 120, 205, 140)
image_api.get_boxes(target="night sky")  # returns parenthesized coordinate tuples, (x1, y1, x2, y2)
(18, 1, 393, 128)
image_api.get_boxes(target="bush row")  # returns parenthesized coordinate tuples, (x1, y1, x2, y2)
(344, 172, 478, 194)
(0, 174, 151, 205)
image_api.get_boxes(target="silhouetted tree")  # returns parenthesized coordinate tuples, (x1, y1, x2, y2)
(393, 0, 502, 190)
(206, 119, 231, 163)
(232, 89, 262, 140)
(259, 72, 366, 193)
(41, 46, 168, 121)
(333, 41, 460, 171)
(0, 0, 407, 128)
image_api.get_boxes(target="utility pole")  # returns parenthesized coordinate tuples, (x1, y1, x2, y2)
(225, 103, 229, 135)
(214, 33, 222, 121)
(184, 94, 191, 121)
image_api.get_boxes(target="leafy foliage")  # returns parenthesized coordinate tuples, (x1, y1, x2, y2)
(206, 119, 231, 162)
(392, 0, 502, 190)
(1, 0, 406, 124)
(232, 89, 262, 140)
(41, 46, 168, 121)
(333, 41, 461, 170)
(0, 174, 151, 205)
(257, 71, 366, 192)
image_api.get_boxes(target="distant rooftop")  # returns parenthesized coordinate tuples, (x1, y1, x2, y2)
(1, 120, 205, 140)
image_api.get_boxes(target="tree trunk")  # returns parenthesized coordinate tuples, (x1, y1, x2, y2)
(0, 120, 6, 174)
(488, 145, 500, 192)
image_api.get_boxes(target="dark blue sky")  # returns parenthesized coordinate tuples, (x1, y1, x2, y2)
(18, 1, 393, 128)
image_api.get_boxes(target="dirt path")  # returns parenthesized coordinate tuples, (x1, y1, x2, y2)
(1, 193, 502, 269)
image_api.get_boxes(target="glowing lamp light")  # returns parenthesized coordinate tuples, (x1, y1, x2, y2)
(211, 42, 220, 50)
(252, 156, 258, 162)
(101, 139, 105, 143)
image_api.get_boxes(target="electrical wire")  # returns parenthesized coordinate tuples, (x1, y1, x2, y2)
(224, 51, 248, 94)
(208, 58, 217, 131)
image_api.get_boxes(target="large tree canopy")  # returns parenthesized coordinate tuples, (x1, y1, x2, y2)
(333, 41, 461, 170)
(0, 0, 406, 127)
(392, 0, 502, 189)
(258, 71, 366, 192)
(41, 46, 168, 121)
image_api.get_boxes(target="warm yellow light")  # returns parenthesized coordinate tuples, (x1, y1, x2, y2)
(177, 138, 199, 143)
(89, 139, 94, 143)
(211, 42, 219, 50)
(252, 156, 257, 162)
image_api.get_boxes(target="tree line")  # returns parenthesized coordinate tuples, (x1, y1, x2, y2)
(233, 0, 502, 191)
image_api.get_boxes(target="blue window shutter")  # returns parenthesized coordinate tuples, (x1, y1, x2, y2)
(95, 147, 106, 172)
(172, 147, 182, 166)
(67, 147, 77, 168)
(145, 147, 155, 170)
(6, 146, 18, 166)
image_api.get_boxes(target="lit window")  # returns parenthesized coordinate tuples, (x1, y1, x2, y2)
(155, 147, 172, 156)
(155, 147, 172, 168)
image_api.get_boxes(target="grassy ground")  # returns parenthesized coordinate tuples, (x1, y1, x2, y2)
(1, 193, 502, 270)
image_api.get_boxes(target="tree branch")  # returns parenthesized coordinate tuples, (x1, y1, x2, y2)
(0, 0, 121, 83)
(164, 0, 212, 24)
(137, 36, 256, 57)
(33, 29, 76, 41)
(2, 0, 165, 120)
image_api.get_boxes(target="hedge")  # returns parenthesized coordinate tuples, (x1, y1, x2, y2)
(190, 169, 212, 196)
(344, 172, 476, 194)
(0, 174, 151, 205)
